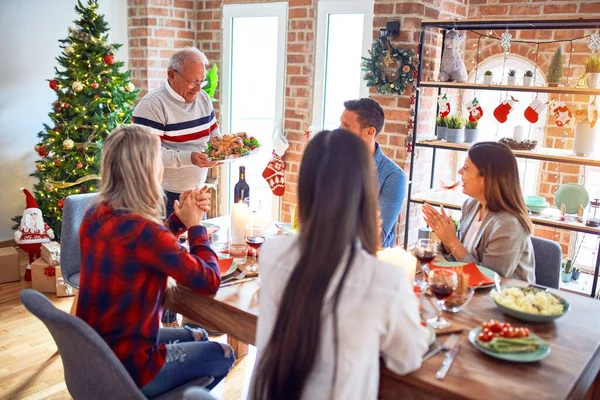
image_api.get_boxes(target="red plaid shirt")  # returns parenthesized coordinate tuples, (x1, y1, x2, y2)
(76, 201, 220, 387)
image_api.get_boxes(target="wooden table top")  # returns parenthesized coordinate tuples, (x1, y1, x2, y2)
(169, 277, 600, 399)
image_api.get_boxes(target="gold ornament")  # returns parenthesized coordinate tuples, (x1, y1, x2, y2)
(72, 81, 83, 92)
(45, 182, 55, 191)
(48, 174, 101, 189)
(36, 163, 46, 171)
(63, 138, 75, 150)
(383, 50, 393, 67)
(125, 82, 135, 92)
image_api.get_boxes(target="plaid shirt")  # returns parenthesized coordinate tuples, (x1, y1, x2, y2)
(76, 201, 220, 387)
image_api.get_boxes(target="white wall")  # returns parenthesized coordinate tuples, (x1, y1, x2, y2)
(0, 0, 128, 241)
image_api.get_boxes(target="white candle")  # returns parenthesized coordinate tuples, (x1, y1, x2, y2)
(377, 247, 417, 284)
(231, 203, 251, 244)
(513, 125, 526, 142)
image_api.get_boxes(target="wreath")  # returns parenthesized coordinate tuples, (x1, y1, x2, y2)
(361, 36, 416, 95)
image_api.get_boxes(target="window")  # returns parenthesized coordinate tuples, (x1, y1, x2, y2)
(312, 0, 374, 131)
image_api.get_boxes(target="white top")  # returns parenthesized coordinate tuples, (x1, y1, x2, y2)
(463, 218, 483, 254)
(252, 235, 429, 400)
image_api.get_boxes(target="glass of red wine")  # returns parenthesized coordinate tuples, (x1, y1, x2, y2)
(245, 223, 265, 272)
(427, 269, 458, 329)
(413, 238, 438, 289)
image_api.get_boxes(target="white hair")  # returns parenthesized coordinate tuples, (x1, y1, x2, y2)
(20, 210, 45, 233)
(168, 47, 209, 71)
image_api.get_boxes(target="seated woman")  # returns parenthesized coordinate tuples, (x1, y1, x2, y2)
(250, 129, 428, 400)
(423, 141, 535, 283)
(76, 125, 234, 398)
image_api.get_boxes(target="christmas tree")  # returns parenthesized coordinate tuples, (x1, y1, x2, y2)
(14, 0, 139, 238)
(547, 46, 563, 86)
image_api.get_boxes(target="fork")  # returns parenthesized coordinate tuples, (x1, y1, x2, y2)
(423, 334, 459, 362)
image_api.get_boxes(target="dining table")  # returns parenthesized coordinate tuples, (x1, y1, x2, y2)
(168, 217, 600, 399)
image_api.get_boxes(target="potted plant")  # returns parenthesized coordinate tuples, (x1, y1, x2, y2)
(445, 115, 464, 143)
(573, 109, 598, 156)
(571, 267, 581, 281)
(464, 119, 479, 143)
(523, 70, 534, 86)
(561, 258, 573, 282)
(436, 116, 447, 141)
(547, 47, 563, 87)
(584, 55, 600, 89)
(483, 70, 493, 84)
(507, 69, 518, 86)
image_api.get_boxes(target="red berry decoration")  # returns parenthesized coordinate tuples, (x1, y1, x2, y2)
(76, 162, 83, 168)
(49, 80, 59, 90)
(55, 160, 62, 166)
(91, 82, 99, 89)
(58, 198, 65, 209)
(103, 54, 114, 65)
(37, 145, 49, 157)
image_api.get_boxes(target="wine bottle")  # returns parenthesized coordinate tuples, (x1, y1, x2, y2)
(233, 166, 250, 203)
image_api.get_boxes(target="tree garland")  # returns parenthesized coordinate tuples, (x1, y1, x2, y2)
(361, 36, 416, 95)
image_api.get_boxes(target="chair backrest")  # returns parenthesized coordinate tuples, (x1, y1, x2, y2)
(20, 289, 146, 400)
(531, 236, 562, 289)
(60, 193, 99, 287)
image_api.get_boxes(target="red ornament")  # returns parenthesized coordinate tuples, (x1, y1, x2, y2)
(53, 100, 63, 112)
(54, 160, 62, 166)
(76, 162, 83, 168)
(103, 54, 115, 65)
(58, 198, 65, 209)
(49, 80, 59, 90)
(38, 145, 49, 157)
(91, 82, 99, 89)
(63, 102, 70, 109)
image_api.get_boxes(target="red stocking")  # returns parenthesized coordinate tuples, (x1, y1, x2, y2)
(262, 152, 285, 196)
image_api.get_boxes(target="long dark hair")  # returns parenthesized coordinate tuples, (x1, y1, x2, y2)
(251, 129, 379, 400)
(468, 141, 532, 234)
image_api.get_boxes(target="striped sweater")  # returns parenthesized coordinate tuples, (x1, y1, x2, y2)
(133, 81, 221, 193)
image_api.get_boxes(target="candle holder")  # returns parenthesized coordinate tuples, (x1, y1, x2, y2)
(586, 198, 600, 227)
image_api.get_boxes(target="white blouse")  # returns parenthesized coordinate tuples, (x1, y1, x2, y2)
(252, 235, 429, 400)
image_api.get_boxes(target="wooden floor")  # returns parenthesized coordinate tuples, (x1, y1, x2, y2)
(0, 249, 255, 400)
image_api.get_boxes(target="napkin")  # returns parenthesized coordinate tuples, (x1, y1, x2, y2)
(430, 262, 494, 287)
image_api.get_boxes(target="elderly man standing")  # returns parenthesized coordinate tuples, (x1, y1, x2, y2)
(133, 47, 220, 217)
(340, 98, 407, 248)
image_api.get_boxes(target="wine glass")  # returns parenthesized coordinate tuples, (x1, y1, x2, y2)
(245, 224, 265, 272)
(413, 239, 439, 289)
(427, 269, 458, 329)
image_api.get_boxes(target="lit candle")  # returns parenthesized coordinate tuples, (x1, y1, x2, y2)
(513, 125, 526, 142)
(231, 202, 251, 244)
(377, 247, 417, 284)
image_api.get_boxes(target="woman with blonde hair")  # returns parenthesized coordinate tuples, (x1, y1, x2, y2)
(423, 141, 535, 282)
(77, 125, 234, 398)
(251, 129, 428, 400)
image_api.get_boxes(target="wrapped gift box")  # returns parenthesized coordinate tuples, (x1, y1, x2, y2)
(55, 266, 74, 297)
(0, 247, 20, 284)
(32, 258, 56, 293)
(41, 241, 61, 266)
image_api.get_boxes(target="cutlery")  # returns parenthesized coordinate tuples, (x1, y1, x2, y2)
(423, 334, 459, 362)
(220, 276, 257, 287)
(220, 268, 248, 285)
(494, 273, 502, 293)
(436, 344, 461, 380)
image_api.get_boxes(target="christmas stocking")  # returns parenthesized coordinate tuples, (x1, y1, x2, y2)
(465, 97, 483, 122)
(263, 151, 285, 196)
(438, 94, 451, 118)
(551, 101, 572, 127)
(494, 97, 518, 123)
(524, 98, 546, 123)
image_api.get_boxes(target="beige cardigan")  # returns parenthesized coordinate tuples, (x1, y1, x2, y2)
(252, 235, 429, 400)
(454, 198, 535, 283)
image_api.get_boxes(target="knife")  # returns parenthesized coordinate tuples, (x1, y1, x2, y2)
(422, 342, 442, 362)
(435, 344, 461, 380)
(220, 276, 257, 288)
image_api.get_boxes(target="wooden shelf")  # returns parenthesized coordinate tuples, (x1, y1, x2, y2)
(410, 190, 600, 235)
(418, 81, 600, 96)
(416, 140, 600, 168)
(421, 17, 600, 31)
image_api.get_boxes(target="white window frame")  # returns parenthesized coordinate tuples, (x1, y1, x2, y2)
(312, 0, 374, 131)
(221, 2, 288, 219)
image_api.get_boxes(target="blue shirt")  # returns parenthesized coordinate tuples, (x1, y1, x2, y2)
(374, 143, 407, 248)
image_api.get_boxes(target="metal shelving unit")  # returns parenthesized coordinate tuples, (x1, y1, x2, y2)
(405, 17, 600, 298)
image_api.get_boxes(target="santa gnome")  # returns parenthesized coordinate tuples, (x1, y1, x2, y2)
(14, 188, 54, 281)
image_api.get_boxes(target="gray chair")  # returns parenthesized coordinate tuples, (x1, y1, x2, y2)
(20, 289, 215, 400)
(60, 193, 99, 289)
(531, 236, 562, 289)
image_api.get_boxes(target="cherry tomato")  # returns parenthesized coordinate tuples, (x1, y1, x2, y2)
(513, 328, 526, 338)
(502, 322, 511, 329)
(522, 328, 530, 337)
(482, 321, 492, 330)
(478, 331, 493, 342)
(482, 327, 491, 334)
(490, 321, 503, 333)
(502, 326, 516, 338)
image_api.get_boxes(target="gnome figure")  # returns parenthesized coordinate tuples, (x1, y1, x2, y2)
(14, 188, 54, 281)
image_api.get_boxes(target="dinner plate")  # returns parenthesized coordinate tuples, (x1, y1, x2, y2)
(427, 325, 436, 346)
(468, 327, 551, 362)
(554, 183, 589, 214)
(218, 258, 238, 279)
(433, 261, 498, 289)
(490, 287, 570, 323)
(206, 145, 261, 162)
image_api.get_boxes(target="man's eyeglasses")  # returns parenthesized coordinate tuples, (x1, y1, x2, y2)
(173, 69, 207, 89)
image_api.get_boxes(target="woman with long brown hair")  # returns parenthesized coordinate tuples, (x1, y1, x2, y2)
(251, 129, 428, 400)
(423, 141, 535, 282)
